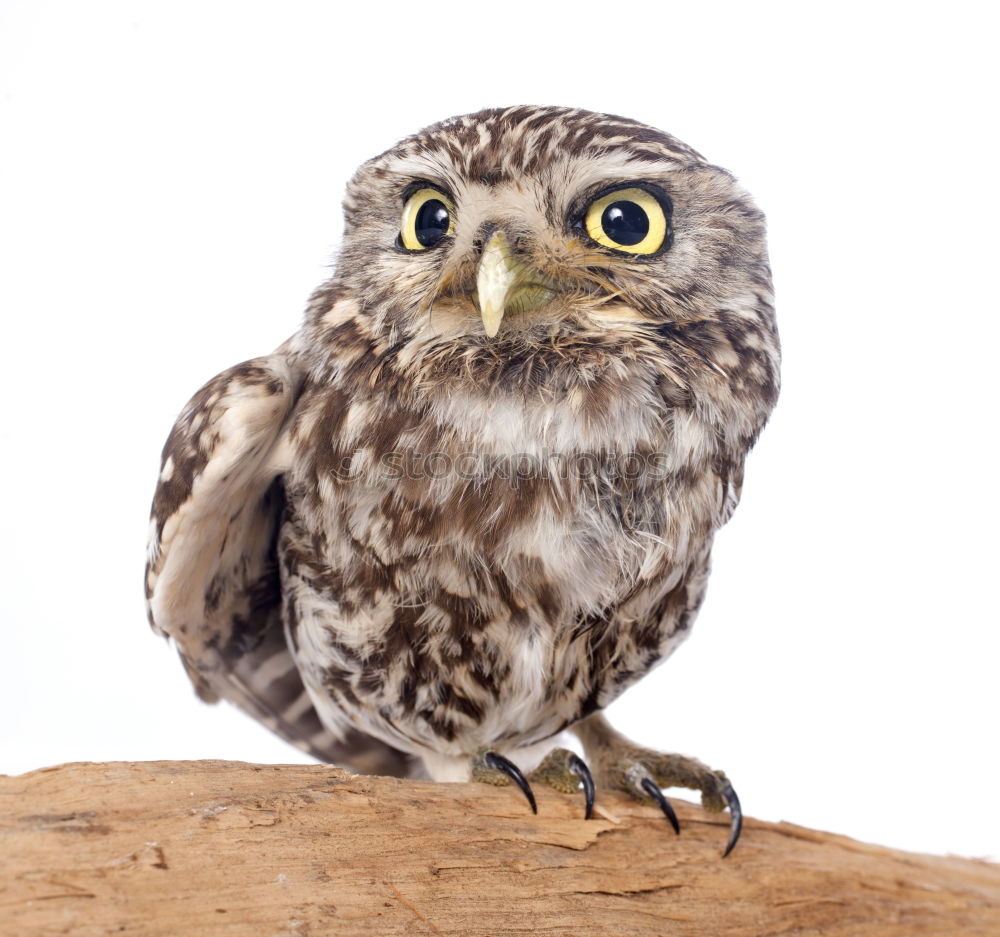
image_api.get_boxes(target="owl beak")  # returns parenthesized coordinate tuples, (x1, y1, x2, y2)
(476, 230, 519, 337)
(475, 229, 558, 337)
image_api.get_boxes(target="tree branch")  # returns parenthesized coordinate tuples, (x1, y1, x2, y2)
(2, 760, 997, 936)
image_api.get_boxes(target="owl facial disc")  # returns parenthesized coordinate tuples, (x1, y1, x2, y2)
(474, 230, 555, 337)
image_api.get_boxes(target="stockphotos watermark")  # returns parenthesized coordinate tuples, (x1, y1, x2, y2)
(329, 449, 673, 484)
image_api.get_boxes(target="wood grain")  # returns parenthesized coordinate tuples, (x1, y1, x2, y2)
(1, 760, 997, 936)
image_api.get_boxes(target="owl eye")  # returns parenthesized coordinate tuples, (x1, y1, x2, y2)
(399, 187, 454, 251)
(582, 186, 671, 255)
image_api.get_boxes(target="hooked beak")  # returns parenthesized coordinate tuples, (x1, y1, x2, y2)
(475, 231, 554, 337)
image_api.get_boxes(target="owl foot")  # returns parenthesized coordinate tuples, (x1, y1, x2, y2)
(573, 713, 743, 857)
(470, 749, 537, 814)
(629, 761, 741, 856)
(528, 747, 596, 819)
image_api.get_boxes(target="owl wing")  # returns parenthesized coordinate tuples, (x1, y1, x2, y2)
(145, 354, 411, 776)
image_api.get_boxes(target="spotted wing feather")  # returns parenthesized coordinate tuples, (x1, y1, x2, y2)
(145, 354, 411, 776)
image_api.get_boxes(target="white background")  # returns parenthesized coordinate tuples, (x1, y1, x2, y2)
(2, 1, 997, 860)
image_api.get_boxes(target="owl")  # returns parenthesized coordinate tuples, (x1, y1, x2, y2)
(145, 106, 779, 856)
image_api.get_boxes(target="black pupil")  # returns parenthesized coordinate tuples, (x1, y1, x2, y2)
(601, 200, 649, 246)
(414, 198, 450, 247)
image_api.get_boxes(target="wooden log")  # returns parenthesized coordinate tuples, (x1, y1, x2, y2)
(1, 760, 997, 936)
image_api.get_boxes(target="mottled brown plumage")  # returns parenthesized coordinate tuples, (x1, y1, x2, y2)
(145, 106, 779, 842)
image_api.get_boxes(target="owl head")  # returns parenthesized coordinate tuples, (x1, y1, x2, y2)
(305, 106, 778, 439)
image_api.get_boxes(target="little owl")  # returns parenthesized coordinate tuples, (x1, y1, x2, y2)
(145, 106, 779, 856)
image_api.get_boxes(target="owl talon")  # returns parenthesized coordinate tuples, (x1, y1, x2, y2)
(568, 753, 596, 820)
(572, 714, 744, 855)
(528, 747, 596, 819)
(639, 775, 680, 834)
(479, 751, 538, 814)
(721, 781, 742, 858)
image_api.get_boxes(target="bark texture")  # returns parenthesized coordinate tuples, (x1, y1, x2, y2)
(1, 760, 997, 936)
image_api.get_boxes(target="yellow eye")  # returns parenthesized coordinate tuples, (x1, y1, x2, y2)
(583, 186, 670, 255)
(399, 187, 454, 251)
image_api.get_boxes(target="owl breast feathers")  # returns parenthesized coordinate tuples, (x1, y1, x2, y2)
(145, 105, 779, 782)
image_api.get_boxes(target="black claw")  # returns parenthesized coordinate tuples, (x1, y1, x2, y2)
(721, 783, 743, 858)
(640, 776, 680, 835)
(567, 753, 595, 820)
(484, 751, 537, 814)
